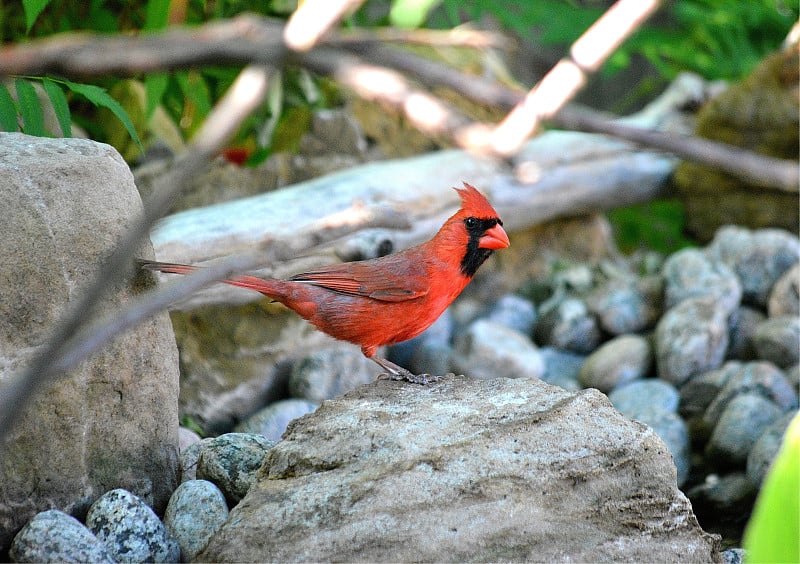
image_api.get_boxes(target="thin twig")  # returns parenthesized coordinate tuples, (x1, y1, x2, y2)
(487, 0, 662, 155)
(284, 0, 366, 52)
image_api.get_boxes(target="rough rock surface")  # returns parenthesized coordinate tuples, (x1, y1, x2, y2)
(199, 375, 720, 562)
(0, 133, 179, 550)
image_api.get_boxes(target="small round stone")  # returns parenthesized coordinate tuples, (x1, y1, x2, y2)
(768, 262, 800, 317)
(86, 488, 179, 563)
(662, 248, 742, 314)
(726, 306, 765, 361)
(655, 297, 729, 385)
(585, 276, 662, 335)
(609, 379, 680, 417)
(578, 334, 652, 393)
(10, 509, 115, 563)
(235, 399, 319, 442)
(485, 294, 537, 335)
(752, 315, 800, 369)
(164, 479, 229, 561)
(196, 433, 276, 504)
(746, 411, 797, 487)
(289, 346, 381, 403)
(706, 394, 783, 469)
(534, 297, 601, 354)
(453, 319, 545, 380)
(539, 347, 584, 391)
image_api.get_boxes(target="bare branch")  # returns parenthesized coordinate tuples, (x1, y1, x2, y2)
(284, 0, 366, 52)
(487, 0, 662, 156)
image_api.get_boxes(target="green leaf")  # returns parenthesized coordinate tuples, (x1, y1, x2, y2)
(389, 0, 442, 28)
(15, 78, 46, 136)
(175, 71, 212, 128)
(22, 0, 52, 33)
(0, 83, 19, 132)
(145, 0, 171, 31)
(144, 73, 169, 121)
(64, 80, 143, 153)
(42, 78, 71, 137)
(743, 413, 800, 563)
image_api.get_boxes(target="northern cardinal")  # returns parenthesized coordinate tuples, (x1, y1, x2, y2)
(141, 182, 509, 384)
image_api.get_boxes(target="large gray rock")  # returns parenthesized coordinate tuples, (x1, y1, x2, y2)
(0, 134, 179, 550)
(199, 376, 720, 562)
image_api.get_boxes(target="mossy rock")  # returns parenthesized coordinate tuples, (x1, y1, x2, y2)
(675, 47, 799, 242)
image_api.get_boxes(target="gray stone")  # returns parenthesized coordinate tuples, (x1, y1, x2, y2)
(578, 334, 652, 393)
(703, 361, 797, 429)
(389, 308, 453, 370)
(630, 408, 691, 487)
(721, 548, 746, 564)
(706, 394, 783, 469)
(534, 297, 602, 354)
(655, 297, 730, 385)
(409, 339, 453, 376)
(585, 276, 663, 335)
(726, 306, 765, 360)
(10, 509, 114, 563)
(199, 376, 720, 562)
(679, 362, 741, 443)
(787, 364, 800, 388)
(705, 226, 800, 308)
(539, 347, 584, 391)
(609, 379, 680, 417)
(289, 346, 381, 402)
(235, 398, 319, 442)
(752, 315, 800, 369)
(485, 294, 537, 335)
(179, 426, 202, 453)
(768, 262, 800, 317)
(746, 411, 797, 487)
(86, 489, 179, 563)
(180, 437, 214, 483)
(688, 472, 757, 525)
(662, 247, 742, 313)
(196, 433, 276, 504)
(164, 480, 229, 561)
(0, 133, 179, 550)
(453, 319, 545, 379)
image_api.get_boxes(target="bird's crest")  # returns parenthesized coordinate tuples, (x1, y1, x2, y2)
(454, 182, 499, 219)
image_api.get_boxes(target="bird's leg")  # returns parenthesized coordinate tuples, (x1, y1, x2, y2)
(370, 356, 440, 385)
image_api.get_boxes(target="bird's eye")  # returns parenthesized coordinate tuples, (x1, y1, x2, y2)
(465, 217, 479, 229)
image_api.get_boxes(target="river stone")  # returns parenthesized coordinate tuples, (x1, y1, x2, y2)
(609, 379, 680, 417)
(199, 376, 720, 562)
(164, 480, 229, 561)
(180, 437, 215, 483)
(86, 489, 179, 563)
(453, 319, 545, 379)
(578, 334, 652, 393)
(585, 276, 663, 335)
(0, 133, 179, 550)
(534, 297, 602, 354)
(662, 248, 742, 314)
(746, 411, 797, 487)
(706, 393, 783, 469)
(235, 398, 319, 442)
(655, 297, 730, 385)
(288, 345, 381, 402)
(768, 262, 800, 317)
(539, 347, 584, 391)
(9, 509, 115, 563)
(726, 306, 765, 361)
(196, 433, 276, 505)
(485, 294, 538, 335)
(752, 315, 800, 369)
(704, 226, 800, 308)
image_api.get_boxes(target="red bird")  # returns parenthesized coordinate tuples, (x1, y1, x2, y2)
(141, 182, 509, 384)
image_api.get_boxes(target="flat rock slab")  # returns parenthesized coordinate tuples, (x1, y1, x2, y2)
(200, 375, 720, 562)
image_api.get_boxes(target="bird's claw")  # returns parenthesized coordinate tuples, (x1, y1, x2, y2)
(377, 371, 441, 385)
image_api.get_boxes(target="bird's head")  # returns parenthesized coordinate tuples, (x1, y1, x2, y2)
(439, 182, 509, 277)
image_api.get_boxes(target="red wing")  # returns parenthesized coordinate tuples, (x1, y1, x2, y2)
(290, 260, 429, 303)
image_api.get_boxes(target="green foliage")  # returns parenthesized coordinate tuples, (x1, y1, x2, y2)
(607, 199, 697, 255)
(743, 413, 800, 563)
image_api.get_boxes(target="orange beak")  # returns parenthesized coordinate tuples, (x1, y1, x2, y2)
(478, 223, 510, 250)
